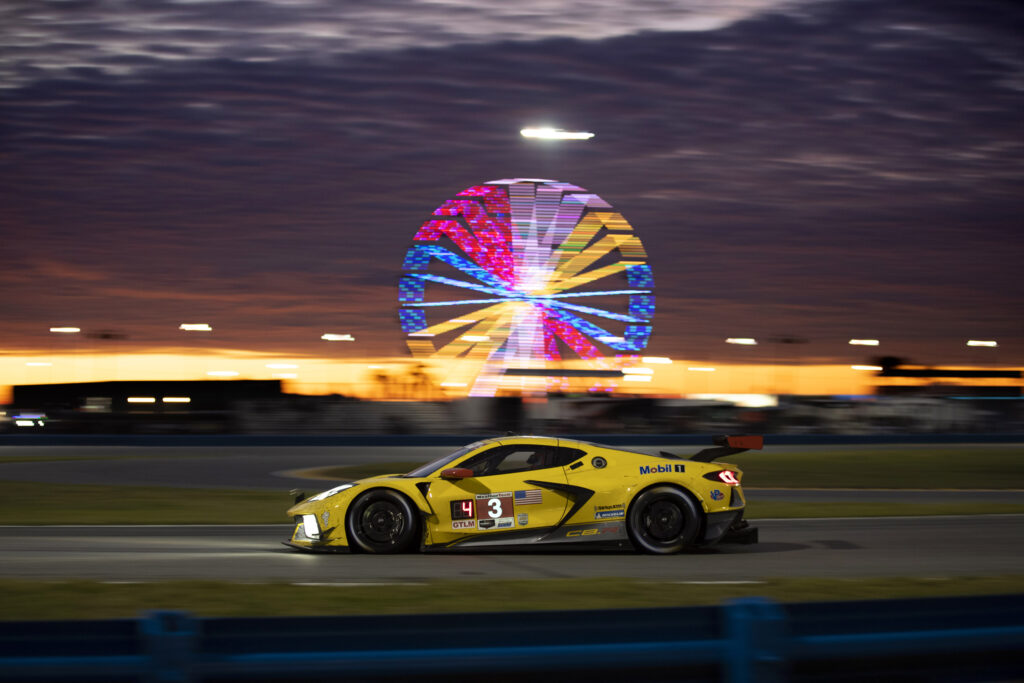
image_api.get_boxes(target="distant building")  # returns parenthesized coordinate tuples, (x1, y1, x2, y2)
(9, 380, 283, 433)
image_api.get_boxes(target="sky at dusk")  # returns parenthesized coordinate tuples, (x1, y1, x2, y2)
(3, 0, 1023, 373)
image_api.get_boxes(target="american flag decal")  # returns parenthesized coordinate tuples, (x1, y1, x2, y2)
(514, 489, 542, 505)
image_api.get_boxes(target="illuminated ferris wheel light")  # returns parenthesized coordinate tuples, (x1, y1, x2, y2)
(399, 179, 655, 395)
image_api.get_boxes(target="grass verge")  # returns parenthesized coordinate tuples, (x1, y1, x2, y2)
(0, 481, 290, 525)
(1, 480, 1022, 525)
(745, 501, 1024, 518)
(728, 445, 1024, 489)
(1, 575, 1022, 620)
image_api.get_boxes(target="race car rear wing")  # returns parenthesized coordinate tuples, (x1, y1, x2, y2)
(687, 435, 763, 463)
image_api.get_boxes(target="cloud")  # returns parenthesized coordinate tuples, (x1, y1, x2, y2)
(1, 0, 1022, 363)
(0, 0, 805, 86)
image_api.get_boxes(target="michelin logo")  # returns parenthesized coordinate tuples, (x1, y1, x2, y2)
(594, 503, 625, 519)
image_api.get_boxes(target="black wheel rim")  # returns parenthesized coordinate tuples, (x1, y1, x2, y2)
(360, 501, 405, 544)
(642, 499, 684, 542)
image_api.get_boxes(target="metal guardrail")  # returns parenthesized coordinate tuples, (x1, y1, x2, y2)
(1, 594, 1022, 682)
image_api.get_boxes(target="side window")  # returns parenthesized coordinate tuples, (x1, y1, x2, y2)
(459, 445, 567, 476)
(460, 446, 512, 476)
(553, 447, 587, 467)
(494, 449, 536, 473)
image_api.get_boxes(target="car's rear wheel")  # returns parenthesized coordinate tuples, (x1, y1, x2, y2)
(627, 486, 701, 554)
(346, 489, 419, 553)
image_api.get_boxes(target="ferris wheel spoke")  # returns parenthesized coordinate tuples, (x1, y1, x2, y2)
(540, 288, 652, 300)
(406, 298, 511, 308)
(405, 273, 516, 299)
(425, 203, 516, 283)
(403, 244, 512, 292)
(407, 302, 509, 337)
(545, 306, 650, 352)
(546, 262, 644, 294)
(542, 310, 601, 359)
(553, 235, 644, 282)
(544, 299, 649, 324)
(431, 304, 517, 360)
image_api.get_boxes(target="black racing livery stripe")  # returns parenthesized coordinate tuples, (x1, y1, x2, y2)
(523, 479, 594, 534)
(436, 480, 595, 549)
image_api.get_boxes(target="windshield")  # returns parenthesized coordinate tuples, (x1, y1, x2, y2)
(402, 440, 493, 478)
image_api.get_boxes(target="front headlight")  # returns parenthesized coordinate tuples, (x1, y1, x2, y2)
(308, 483, 355, 501)
(301, 514, 320, 540)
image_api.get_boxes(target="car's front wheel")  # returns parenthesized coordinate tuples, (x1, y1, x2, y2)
(346, 489, 419, 553)
(627, 486, 701, 554)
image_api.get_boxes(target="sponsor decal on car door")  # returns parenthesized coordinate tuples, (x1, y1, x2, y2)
(431, 472, 568, 536)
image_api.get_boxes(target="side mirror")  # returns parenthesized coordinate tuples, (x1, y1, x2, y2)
(440, 467, 474, 480)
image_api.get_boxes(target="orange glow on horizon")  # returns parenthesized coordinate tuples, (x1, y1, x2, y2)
(2, 349, 1018, 406)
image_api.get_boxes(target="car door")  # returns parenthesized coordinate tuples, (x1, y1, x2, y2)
(558, 444, 632, 541)
(426, 443, 570, 543)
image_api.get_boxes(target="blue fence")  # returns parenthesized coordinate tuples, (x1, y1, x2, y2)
(1, 594, 1022, 682)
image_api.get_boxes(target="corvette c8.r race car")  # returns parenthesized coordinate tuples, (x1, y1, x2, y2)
(285, 434, 762, 555)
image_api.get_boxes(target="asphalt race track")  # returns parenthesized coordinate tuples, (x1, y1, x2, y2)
(1, 444, 1022, 583)
(1, 516, 1021, 583)
(0, 445, 430, 490)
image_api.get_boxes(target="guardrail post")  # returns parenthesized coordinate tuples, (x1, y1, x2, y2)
(139, 610, 199, 683)
(722, 597, 788, 683)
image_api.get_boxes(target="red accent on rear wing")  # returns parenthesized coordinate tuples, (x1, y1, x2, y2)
(725, 435, 763, 450)
(690, 435, 765, 462)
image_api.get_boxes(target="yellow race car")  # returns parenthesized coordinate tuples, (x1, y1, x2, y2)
(285, 434, 762, 554)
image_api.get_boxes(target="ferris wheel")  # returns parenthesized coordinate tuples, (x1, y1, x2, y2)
(398, 179, 655, 395)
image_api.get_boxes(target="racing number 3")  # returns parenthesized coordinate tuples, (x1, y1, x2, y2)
(476, 493, 511, 520)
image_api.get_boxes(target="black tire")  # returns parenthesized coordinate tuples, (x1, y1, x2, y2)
(346, 489, 419, 554)
(627, 486, 702, 554)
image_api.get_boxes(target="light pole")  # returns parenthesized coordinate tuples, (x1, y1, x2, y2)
(179, 323, 213, 380)
(725, 338, 758, 394)
(86, 330, 127, 381)
(519, 126, 595, 198)
(322, 333, 356, 396)
(49, 326, 81, 383)
(767, 336, 808, 397)
(966, 340, 998, 368)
